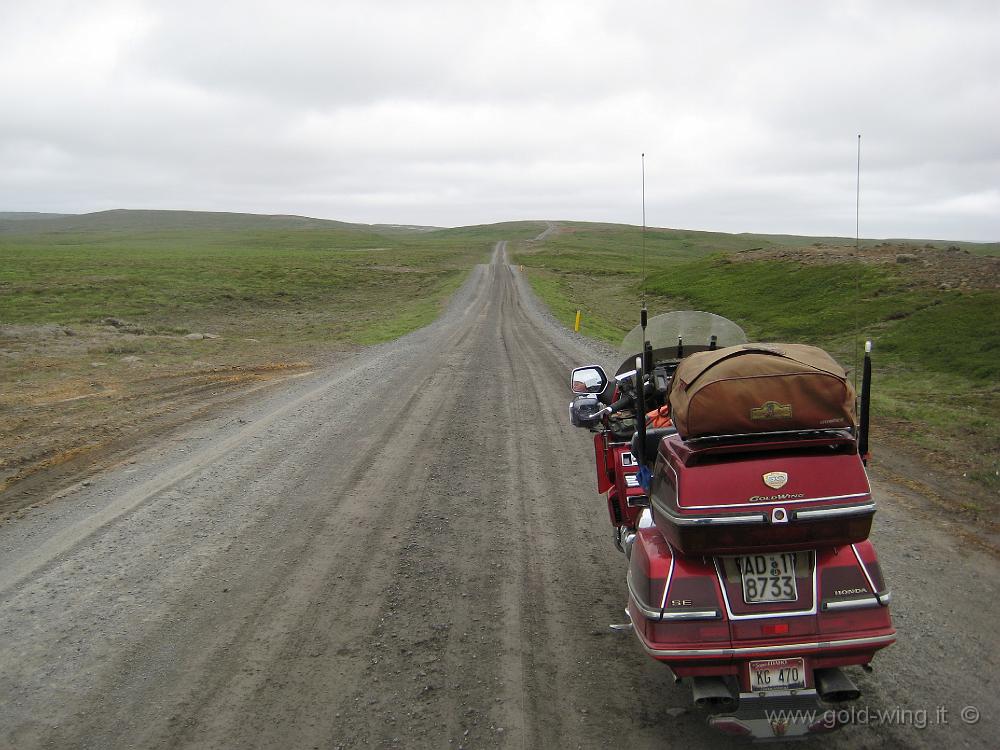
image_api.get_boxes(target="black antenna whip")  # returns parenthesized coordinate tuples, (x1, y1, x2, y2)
(641, 153, 647, 308)
(856, 134, 861, 254)
(853, 134, 861, 392)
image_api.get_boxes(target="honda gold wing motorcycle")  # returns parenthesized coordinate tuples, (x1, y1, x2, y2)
(568, 310, 894, 740)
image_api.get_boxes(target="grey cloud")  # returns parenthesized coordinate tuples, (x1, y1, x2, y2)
(130, 0, 643, 107)
(0, 0, 997, 239)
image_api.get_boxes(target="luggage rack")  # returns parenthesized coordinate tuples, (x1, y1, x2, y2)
(684, 427, 855, 445)
(669, 429, 858, 464)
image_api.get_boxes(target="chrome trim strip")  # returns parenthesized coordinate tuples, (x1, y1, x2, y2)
(681, 492, 870, 511)
(662, 609, 721, 621)
(685, 428, 853, 443)
(794, 503, 876, 521)
(851, 543, 878, 593)
(652, 496, 766, 526)
(714, 553, 818, 620)
(635, 631, 896, 658)
(850, 545, 891, 607)
(658, 543, 676, 609)
(665, 460, 681, 503)
(626, 494, 649, 508)
(626, 571, 664, 620)
(822, 597, 881, 611)
(737, 689, 819, 701)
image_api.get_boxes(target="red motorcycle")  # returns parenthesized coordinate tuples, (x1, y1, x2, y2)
(569, 311, 894, 739)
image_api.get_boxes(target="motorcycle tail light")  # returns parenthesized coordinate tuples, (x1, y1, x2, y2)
(709, 717, 752, 736)
(651, 620, 729, 644)
(819, 606, 891, 635)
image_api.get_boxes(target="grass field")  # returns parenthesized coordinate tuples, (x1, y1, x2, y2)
(0, 214, 543, 402)
(0, 212, 542, 348)
(510, 222, 1000, 496)
(0, 211, 543, 498)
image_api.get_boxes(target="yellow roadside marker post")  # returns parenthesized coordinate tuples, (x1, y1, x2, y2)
(574, 310, 582, 332)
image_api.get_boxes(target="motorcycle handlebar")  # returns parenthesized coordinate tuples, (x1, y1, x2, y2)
(586, 394, 633, 422)
(608, 394, 633, 414)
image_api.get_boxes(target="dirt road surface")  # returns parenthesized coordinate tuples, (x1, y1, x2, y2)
(1, 244, 997, 749)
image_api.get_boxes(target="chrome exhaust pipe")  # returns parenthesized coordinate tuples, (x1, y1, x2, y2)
(815, 668, 861, 703)
(691, 676, 736, 709)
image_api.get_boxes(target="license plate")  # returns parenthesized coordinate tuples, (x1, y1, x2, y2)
(749, 657, 806, 692)
(732, 552, 798, 603)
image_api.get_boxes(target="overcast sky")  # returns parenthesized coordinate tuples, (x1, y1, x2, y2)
(2, 0, 998, 240)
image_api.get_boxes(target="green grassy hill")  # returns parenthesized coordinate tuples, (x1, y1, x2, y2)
(0, 212, 73, 223)
(0, 209, 370, 235)
(0, 211, 545, 347)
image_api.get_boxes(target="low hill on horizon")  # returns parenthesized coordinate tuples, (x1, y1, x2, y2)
(0, 209, 377, 235)
(0, 209, 996, 253)
(0, 211, 73, 222)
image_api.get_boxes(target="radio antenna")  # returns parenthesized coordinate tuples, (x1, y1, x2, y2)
(856, 134, 861, 254)
(641, 152, 647, 309)
(853, 134, 862, 391)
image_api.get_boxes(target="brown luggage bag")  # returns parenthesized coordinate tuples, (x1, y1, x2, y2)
(668, 343, 856, 439)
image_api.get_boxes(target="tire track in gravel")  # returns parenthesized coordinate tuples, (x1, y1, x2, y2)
(494, 250, 702, 748)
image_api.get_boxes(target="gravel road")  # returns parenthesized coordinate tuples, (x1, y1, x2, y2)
(1, 244, 996, 749)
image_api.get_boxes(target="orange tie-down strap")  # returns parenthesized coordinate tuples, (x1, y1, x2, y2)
(645, 405, 673, 428)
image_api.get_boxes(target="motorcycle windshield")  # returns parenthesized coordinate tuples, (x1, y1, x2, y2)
(619, 311, 747, 366)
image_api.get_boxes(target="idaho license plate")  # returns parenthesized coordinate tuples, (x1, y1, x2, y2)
(732, 552, 799, 603)
(749, 657, 806, 692)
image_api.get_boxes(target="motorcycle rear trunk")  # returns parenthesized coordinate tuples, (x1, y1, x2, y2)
(649, 430, 875, 556)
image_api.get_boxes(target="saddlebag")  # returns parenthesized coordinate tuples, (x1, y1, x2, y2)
(668, 343, 856, 439)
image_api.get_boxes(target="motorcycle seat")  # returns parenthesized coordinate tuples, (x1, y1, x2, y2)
(631, 427, 677, 467)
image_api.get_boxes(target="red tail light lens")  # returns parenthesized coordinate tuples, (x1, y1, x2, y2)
(709, 717, 752, 736)
(651, 620, 730, 644)
(762, 623, 790, 636)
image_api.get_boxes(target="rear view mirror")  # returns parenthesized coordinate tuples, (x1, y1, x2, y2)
(570, 365, 608, 395)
